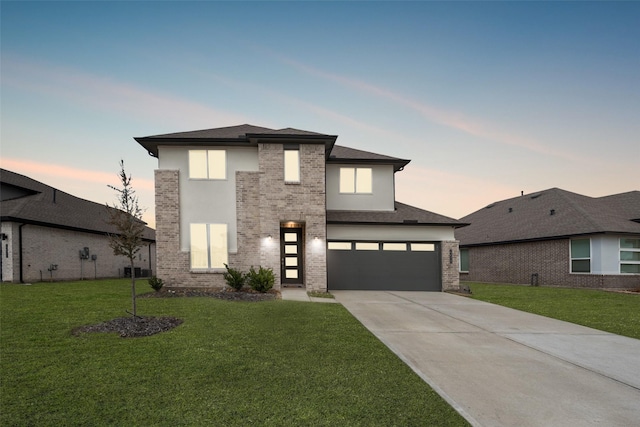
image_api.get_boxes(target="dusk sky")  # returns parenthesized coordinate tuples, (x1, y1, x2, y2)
(2, 2, 638, 228)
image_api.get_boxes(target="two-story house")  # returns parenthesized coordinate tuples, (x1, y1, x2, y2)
(135, 124, 465, 292)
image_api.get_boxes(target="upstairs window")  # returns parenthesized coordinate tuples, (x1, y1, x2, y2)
(189, 150, 226, 179)
(284, 148, 300, 183)
(620, 238, 640, 274)
(340, 167, 372, 193)
(570, 238, 591, 273)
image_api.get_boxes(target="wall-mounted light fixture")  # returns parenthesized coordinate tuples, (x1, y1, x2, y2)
(449, 249, 453, 264)
(268, 235, 273, 241)
(0, 233, 7, 240)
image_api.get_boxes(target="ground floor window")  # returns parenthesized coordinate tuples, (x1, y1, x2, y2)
(459, 248, 469, 272)
(620, 238, 640, 274)
(570, 238, 591, 273)
(190, 223, 227, 269)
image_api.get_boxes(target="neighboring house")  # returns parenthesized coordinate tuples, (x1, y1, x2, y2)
(457, 188, 640, 289)
(134, 124, 466, 292)
(0, 169, 156, 283)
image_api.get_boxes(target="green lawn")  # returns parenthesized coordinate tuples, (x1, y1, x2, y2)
(466, 282, 640, 340)
(1, 280, 467, 426)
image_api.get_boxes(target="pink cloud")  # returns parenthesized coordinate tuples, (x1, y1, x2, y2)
(0, 158, 154, 191)
(395, 165, 520, 219)
(279, 56, 576, 161)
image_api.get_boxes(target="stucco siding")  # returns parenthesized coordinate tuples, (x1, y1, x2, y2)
(326, 164, 395, 211)
(327, 224, 455, 241)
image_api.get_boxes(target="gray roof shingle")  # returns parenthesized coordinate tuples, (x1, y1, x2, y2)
(135, 124, 337, 157)
(457, 188, 640, 246)
(328, 201, 466, 227)
(328, 145, 410, 172)
(1, 169, 155, 240)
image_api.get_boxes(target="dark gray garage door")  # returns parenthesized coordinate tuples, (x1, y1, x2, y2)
(327, 241, 441, 291)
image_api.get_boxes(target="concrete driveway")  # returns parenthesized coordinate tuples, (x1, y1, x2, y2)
(332, 291, 640, 427)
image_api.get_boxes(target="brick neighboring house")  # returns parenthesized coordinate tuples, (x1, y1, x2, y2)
(135, 124, 466, 292)
(1, 169, 156, 283)
(457, 188, 640, 289)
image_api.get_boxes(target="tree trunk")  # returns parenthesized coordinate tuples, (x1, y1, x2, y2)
(130, 257, 137, 317)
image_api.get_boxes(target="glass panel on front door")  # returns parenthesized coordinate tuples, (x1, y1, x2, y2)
(281, 228, 303, 285)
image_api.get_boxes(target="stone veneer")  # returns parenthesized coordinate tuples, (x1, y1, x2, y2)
(154, 143, 327, 291)
(460, 239, 640, 289)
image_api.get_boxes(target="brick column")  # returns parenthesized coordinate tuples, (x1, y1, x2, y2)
(441, 240, 460, 291)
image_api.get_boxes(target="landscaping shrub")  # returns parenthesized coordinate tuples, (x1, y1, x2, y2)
(148, 276, 164, 292)
(223, 264, 246, 291)
(246, 266, 275, 293)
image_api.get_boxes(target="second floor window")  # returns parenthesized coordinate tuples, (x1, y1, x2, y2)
(189, 150, 226, 179)
(284, 148, 300, 183)
(340, 167, 372, 193)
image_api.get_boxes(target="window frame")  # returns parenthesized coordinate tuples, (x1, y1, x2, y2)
(570, 238, 591, 274)
(620, 238, 640, 274)
(188, 149, 226, 180)
(190, 223, 228, 270)
(459, 248, 469, 273)
(284, 147, 300, 183)
(339, 167, 373, 194)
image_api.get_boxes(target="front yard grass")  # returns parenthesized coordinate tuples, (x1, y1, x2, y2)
(1, 279, 467, 426)
(466, 282, 640, 340)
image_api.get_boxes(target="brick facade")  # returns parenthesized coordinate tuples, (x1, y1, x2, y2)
(154, 143, 327, 291)
(257, 143, 327, 291)
(460, 239, 640, 289)
(1, 221, 155, 283)
(441, 240, 461, 291)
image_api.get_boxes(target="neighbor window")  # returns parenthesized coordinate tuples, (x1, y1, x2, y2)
(189, 150, 226, 179)
(190, 223, 228, 269)
(570, 238, 591, 273)
(284, 148, 300, 182)
(459, 249, 469, 272)
(340, 167, 372, 193)
(620, 238, 640, 274)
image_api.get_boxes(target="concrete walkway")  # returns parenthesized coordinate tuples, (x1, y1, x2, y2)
(280, 288, 338, 303)
(332, 290, 640, 427)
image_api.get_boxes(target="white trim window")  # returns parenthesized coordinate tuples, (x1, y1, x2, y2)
(339, 167, 372, 194)
(620, 238, 640, 274)
(190, 223, 228, 269)
(284, 148, 300, 183)
(570, 238, 591, 273)
(189, 150, 226, 180)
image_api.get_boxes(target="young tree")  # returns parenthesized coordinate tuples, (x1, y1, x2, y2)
(106, 160, 146, 317)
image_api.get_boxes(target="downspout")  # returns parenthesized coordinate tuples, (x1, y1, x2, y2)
(148, 243, 152, 275)
(19, 224, 26, 283)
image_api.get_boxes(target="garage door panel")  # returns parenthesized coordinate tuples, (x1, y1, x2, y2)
(328, 243, 441, 291)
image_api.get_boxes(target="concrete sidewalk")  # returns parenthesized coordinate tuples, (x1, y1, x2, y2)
(280, 288, 338, 303)
(333, 290, 640, 427)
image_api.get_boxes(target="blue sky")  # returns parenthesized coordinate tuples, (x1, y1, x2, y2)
(2, 1, 639, 227)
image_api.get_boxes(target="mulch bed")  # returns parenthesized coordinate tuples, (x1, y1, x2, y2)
(141, 287, 280, 302)
(73, 288, 278, 338)
(72, 316, 183, 338)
